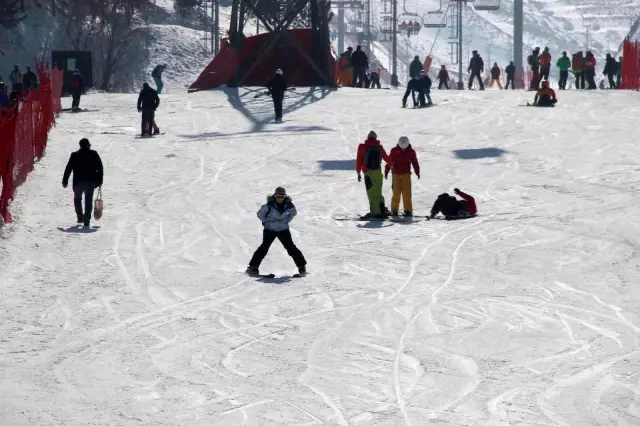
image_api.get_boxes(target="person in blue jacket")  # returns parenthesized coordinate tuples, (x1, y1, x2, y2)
(0, 83, 9, 107)
(246, 186, 307, 276)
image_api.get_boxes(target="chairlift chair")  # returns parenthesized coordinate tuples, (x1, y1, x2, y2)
(423, 11, 446, 28)
(474, 0, 500, 11)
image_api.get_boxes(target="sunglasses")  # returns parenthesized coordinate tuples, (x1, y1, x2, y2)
(275, 195, 286, 199)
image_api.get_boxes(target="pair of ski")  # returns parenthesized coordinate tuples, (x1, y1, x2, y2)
(253, 87, 297, 99)
(247, 272, 304, 279)
(333, 214, 477, 222)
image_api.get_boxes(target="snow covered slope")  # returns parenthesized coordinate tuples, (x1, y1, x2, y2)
(2, 88, 640, 424)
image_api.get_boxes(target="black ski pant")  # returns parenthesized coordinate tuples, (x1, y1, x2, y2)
(505, 75, 515, 89)
(607, 74, 616, 89)
(272, 94, 284, 119)
(540, 66, 550, 80)
(141, 108, 155, 135)
(73, 181, 95, 224)
(249, 228, 307, 268)
(574, 72, 585, 89)
(585, 70, 596, 90)
(438, 81, 449, 89)
(536, 95, 557, 107)
(468, 72, 484, 90)
(353, 67, 367, 87)
(558, 71, 568, 90)
(71, 90, 82, 109)
(403, 87, 423, 107)
(369, 72, 381, 88)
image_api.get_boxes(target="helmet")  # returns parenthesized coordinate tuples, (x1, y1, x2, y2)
(275, 68, 283, 75)
(541, 80, 550, 88)
(398, 136, 410, 149)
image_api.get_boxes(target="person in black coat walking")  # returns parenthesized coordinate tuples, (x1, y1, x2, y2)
(603, 54, 618, 89)
(350, 45, 369, 87)
(267, 68, 287, 122)
(137, 83, 160, 136)
(62, 138, 104, 227)
(69, 70, 85, 111)
(468, 51, 485, 90)
(505, 61, 516, 89)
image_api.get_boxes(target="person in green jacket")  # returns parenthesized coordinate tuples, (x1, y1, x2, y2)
(556, 51, 571, 90)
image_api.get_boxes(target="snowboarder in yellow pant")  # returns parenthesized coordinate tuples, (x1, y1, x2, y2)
(385, 136, 421, 216)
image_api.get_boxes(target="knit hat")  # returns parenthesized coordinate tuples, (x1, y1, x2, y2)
(274, 186, 286, 196)
(79, 138, 91, 148)
(367, 130, 377, 139)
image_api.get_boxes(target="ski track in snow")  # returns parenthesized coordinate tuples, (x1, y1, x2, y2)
(1, 88, 640, 425)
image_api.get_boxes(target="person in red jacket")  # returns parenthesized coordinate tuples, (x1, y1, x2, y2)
(356, 130, 391, 218)
(430, 188, 477, 220)
(384, 136, 420, 216)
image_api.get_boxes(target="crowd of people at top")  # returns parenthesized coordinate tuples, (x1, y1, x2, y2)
(0, 64, 40, 109)
(428, 47, 623, 92)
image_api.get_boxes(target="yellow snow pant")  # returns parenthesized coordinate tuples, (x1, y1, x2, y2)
(364, 169, 385, 215)
(391, 173, 412, 213)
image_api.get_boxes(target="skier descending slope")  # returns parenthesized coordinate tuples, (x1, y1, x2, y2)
(430, 188, 477, 220)
(385, 136, 420, 216)
(246, 187, 307, 277)
(267, 69, 287, 122)
(356, 131, 391, 219)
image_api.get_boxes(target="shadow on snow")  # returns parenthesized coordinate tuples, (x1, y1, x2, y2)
(317, 159, 356, 171)
(453, 147, 508, 160)
(57, 225, 100, 233)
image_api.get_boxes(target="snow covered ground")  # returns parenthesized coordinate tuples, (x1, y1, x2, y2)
(2, 87, 640, 425)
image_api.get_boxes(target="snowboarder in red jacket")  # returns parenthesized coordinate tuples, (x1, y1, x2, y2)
(384, 136, 420, 216)
(430, 188, 477, 219)
(356, 130, 391, 218)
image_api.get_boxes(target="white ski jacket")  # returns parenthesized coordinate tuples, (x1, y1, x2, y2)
(257, 196, 297, 232)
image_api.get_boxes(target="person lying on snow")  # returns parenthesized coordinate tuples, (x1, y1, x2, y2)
(385, 136, 420, 217)
(430, 188, 477, 220)
(532, 80, 557, 107)
(246, 186, 307, 277)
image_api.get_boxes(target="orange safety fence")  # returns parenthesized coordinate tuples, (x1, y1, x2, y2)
(0, 62, 64, 223)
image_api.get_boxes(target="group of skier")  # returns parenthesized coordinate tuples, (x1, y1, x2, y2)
(355, 130, 476, 220)
(337, 45, 383, 89)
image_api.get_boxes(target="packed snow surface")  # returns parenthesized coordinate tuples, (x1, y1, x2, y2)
(2, 87, 640, 425)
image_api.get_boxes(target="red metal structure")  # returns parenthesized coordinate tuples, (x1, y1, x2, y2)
(620, 40, 640, 90)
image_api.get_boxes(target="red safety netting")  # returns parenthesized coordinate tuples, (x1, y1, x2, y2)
(0, 63, 63, 223)
(620, 40, 640, 90)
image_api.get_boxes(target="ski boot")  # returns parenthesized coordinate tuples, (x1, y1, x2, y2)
(298, 266, 307, 277)
(391, 211, 399, 217)
(403, 211, 413, 217)
(153, 127, 160, 135)
(245, 266, 260, 277)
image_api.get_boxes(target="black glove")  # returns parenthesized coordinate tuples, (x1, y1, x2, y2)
(62, 181, 68, 188)
(416, 173, 420, 179)
(357, 174, 362, 182)
(137, 107, 142, 113)
(454, 188, 461, 194)
(384, 173, 388, 180)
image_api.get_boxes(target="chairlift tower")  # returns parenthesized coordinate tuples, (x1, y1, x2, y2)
(202, 0, 220, 55)
(336, 0, 371, 57)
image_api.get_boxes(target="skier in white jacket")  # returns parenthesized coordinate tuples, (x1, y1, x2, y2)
(246, 187, 307, 276)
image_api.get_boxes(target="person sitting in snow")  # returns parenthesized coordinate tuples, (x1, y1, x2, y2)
(430, 188, 477, 220)
(246, 186, 307, 277)
(532, 80, 557, 107)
